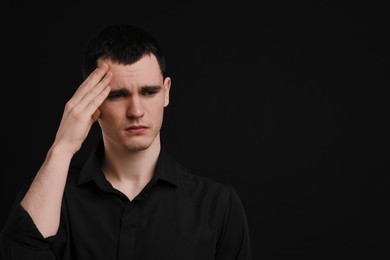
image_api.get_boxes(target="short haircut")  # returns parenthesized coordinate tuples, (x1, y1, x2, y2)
(82, 23, 166, 79)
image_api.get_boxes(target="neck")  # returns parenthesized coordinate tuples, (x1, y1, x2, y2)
(101, 138, 161, 185)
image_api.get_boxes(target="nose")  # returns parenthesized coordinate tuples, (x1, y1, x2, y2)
(126, 95, 144, 119)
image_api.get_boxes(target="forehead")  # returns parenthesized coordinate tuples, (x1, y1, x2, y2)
(98, 54, 163, 87)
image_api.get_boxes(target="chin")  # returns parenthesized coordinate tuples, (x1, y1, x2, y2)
(120, 133, 159, 152)
(124, 141, 153, 152)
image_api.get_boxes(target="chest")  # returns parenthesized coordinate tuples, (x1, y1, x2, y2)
(64, 188, 220, 259)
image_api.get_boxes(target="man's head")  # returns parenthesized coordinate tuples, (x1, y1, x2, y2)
(83, 24, 171, 153)
(82, 23, 166, 80)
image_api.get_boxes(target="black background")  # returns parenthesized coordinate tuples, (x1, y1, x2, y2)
(1, 1, 389, 259)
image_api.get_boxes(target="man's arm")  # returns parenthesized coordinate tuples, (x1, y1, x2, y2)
(19, 63, 112, 238)
(215, 186, 253, 260)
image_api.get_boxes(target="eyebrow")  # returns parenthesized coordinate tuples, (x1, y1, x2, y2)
(109, 85, 162, 93)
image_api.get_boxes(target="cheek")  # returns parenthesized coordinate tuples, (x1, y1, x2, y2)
(98, 109, 122, 134)
(153, 107, 165, 124)
(99, 105, 123, 123)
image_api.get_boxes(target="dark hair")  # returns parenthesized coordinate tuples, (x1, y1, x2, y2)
(82, 23, 166, 79)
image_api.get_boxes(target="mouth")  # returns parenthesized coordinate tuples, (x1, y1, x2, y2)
(124, 125, 148, 134)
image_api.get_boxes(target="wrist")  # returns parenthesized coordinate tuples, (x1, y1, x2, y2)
(49, 141, 77, 161)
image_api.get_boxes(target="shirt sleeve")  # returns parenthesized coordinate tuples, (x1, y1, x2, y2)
(0, 189, 57, 260)
(215, 185, 253, 260)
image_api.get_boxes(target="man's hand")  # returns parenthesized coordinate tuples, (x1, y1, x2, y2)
(19, 64, 112, 238)
(53, 63, 112, 155)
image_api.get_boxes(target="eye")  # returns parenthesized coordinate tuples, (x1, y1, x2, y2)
(142, 90, 158, 96)
(141, 86, 161, 96)
(108, 92, 125, 99)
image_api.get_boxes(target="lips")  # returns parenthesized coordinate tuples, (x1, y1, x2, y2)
(125, 125, 148, 134)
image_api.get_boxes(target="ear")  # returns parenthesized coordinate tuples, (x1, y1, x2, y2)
(163, 77, 171, 107)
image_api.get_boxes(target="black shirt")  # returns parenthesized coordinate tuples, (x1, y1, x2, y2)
(1, 142, 252, 260)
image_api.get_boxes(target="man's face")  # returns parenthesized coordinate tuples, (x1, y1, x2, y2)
(97, 54, 171, 152)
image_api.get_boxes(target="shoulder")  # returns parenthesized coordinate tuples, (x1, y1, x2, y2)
(172, 158, 240, 205)
(173, 159, 227, 190)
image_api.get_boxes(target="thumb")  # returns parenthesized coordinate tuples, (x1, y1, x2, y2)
(91, 109, 101, 122)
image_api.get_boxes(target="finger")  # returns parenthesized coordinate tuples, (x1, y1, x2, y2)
(71, 63, 110, 105)
(84, 85, 111, 117)
(74, 71, 112, 111)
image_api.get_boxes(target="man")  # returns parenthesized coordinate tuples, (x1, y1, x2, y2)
(1, 23, 252, 259)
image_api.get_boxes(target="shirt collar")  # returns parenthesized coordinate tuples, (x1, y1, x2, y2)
(77, 139, 178, 187)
